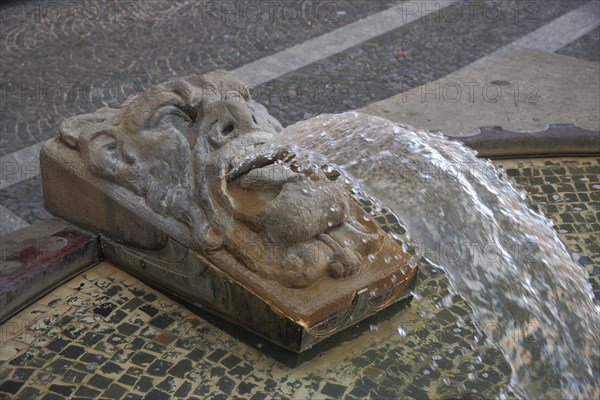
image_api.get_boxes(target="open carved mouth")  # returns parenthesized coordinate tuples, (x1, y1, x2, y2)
(228, 151, 341, 184)
(227, 152, 283, 183)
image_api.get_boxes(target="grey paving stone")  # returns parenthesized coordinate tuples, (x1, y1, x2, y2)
(252, 0, 589, 127)
(0, 175, 50, 225)
(556, 26, 600, 63)
(360, 49, 600, 135)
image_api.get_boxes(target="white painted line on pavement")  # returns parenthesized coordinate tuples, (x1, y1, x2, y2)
(470, 1, 599, 67)
(1, 1, 460, 194)
(233, 0, 459, 86)
(0, 205, 29, 234)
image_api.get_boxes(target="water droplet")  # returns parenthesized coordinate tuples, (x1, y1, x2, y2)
(408, 257, 418, 269)
(411, 291, 422, 301)
(86, 363, 98, 371)
(442, 294, 453, 307)
(443, 377, 451, 386)
(370, 324, 379, 332)
(363, 215, 371, 222)
(397, 327, 407, 337)
(257, 343, 263, 349)
(468, 373, 477, 381)
(519, 190, 528, 200)
(384, 255, 392, 264)
(367, 254, 376, 262)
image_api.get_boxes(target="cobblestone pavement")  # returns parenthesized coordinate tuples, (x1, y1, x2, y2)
(0, 0, 402, 157)
(0, 175, 50, 225)
(1, 157, 598, 400)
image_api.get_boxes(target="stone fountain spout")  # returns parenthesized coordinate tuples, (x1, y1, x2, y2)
(40, 70, 417, 351)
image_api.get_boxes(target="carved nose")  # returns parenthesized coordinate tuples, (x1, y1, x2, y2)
(206, 100, 259, 148)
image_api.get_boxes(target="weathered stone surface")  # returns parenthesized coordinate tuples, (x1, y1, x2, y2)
(40, 71, 416, 350)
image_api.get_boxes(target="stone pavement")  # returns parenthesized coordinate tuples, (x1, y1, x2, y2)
(0, 0, 402, 156)
(360, 49, 600, 135)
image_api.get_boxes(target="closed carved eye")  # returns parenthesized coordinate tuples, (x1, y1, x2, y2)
(152, 105, 198, 128)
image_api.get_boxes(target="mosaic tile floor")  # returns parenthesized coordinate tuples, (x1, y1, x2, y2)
(496, 157, 600, 301)
(0, 157, 598, 400)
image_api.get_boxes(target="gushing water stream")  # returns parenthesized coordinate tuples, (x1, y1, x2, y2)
(263, 112, 599, 399)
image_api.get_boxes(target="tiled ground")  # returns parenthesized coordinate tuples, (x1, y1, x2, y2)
(496, 157, 600, 301)
(1, 157, 598, 399)
(0, 260, 513, 400)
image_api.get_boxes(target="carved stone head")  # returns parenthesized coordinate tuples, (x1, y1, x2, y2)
(42, 71, 396, 289)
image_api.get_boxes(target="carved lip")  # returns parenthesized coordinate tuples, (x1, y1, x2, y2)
(227, 148, 290, 183)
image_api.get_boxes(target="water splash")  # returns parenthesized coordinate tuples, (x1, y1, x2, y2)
(266, 112, 600, 399)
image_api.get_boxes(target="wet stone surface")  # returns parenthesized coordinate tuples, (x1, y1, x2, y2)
(0, 157, 598, 399)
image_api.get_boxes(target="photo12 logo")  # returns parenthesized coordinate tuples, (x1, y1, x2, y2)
(198, 1, 340, 24)
(0, 80, 143, 106)
(405, 1, 540, 25)
(1, 2, 139, 23)
(400, 80, 540, 104)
